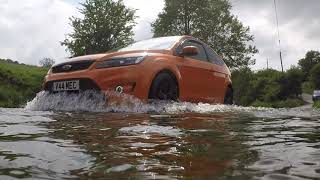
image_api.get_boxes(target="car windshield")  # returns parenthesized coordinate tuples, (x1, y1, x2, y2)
(118, 36, 181, 52)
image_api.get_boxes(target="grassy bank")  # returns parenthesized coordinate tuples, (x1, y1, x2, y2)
(314, 101, 320, 108)
(0, 60, 48, 107)
(251, 98, 305, 108)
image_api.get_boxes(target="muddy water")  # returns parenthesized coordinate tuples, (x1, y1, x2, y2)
(0, 92, 319, 179)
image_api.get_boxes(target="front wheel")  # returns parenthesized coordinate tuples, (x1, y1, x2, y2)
(149, 72, 178, 101)
(224, 87, 233, 105)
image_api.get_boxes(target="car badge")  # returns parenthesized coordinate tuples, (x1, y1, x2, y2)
(62, 64, 72, 70)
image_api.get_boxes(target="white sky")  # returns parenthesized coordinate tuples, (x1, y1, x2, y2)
(0, 0, 319, 70)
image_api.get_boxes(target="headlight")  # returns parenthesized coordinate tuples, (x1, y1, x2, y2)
(96, 56, 145, 69)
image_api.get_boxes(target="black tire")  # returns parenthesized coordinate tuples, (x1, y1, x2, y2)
(224, 87, 233, 105)
(149, 72, 178, 101)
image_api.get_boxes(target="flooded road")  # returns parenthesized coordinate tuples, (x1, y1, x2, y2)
(0, 92, 319, 179)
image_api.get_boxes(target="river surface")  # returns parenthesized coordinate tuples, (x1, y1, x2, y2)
(0, 92, 319, 179)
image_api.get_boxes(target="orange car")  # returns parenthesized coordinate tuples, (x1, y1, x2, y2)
(44, 36, 233, 104)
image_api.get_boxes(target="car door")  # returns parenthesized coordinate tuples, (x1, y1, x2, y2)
(204, 44, 228, 102)
(177, 40, 216, 102)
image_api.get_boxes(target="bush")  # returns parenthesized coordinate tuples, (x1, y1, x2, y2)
(231, 67, 255, 106)
(310, 63, 320, 89)
(273, 98, 305, 108)
(232, 67, 305, 108)
(302, 81, 314, 94)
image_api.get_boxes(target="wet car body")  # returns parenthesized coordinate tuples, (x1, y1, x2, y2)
(44, 36, 232, 104)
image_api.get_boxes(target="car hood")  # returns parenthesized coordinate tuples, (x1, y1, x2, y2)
(96, 50, 172, 61)
(66, 50, 171, 62)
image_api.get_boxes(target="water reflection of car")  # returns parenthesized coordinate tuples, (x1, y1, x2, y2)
(312, 90, 320, 101)
(43, 36, 233, 104)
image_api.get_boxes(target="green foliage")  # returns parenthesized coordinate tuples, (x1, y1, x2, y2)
(231, 67, 255, 106)
(152, 0, 258, 68)
(0, 59, 48, 107)
(285, 66, 304, 97)
(62, 0, 136, 56)
(302, 81, 314, 94)
(232, 68, 304, 108)
(309, 63, 320, 89)
(298, 50, 320, 80)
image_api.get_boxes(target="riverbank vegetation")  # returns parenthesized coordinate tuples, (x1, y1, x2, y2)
(232, 67, 304, 108)
(0, 59, 48, 107)
(232, 50, 320, 108)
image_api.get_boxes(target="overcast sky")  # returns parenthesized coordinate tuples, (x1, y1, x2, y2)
(0, 0, 319, 70)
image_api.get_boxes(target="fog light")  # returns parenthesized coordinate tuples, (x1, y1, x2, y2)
(115, 86, 124, 94)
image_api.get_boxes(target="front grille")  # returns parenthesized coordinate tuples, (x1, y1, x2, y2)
(52, 60, 94, 73)
(44, 78, 100, 92)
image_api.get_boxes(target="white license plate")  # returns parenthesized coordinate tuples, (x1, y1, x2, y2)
(53, 80, 80, 92)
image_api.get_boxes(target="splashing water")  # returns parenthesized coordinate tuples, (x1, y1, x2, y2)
(25, 91, 320, 119)
(26, 91, 270, 114)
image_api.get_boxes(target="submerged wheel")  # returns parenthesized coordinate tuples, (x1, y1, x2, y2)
(224, 86, 233, 105)
(149, 72, 178, 101)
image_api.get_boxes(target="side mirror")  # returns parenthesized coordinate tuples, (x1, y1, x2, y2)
(181, 46, 199, 56)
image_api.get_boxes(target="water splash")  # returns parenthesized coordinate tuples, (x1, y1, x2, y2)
(25, 91, 263, 114)
(25, 91, 320, 118)
(23, 91, 275, 114)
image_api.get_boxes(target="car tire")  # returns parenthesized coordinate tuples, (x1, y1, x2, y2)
(149, 72, 178, 101)
(224, 86, 233, 105)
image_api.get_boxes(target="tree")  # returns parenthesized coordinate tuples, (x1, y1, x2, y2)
(39, 58, 55, 68)
(286, 66, 303, 97)
(231, 67, 255, 105)
(61, 0, 136, 56)
(310, 63, 320, 89)
(152, 0, 258, 68)
(298, 50, 320, 80)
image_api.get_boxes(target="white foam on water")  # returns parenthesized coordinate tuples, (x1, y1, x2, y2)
(26, 91, 318, 118)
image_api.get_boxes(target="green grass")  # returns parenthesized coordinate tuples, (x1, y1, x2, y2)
(0, 60, 48, 107)
(251, 98, 305, 108)
(313, 101, 320, 108)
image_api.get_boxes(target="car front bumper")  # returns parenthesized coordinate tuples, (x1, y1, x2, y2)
(43, 64, 153, 101)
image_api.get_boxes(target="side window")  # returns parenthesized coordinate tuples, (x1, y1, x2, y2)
(205, 45, 225, 66)
(181, 40, 208, 62)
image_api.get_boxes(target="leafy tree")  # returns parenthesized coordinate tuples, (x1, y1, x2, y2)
(62, 0, 136, 56)
(298, 50, 320, 80)
(286, 66, 303, 97)
(39, 58, 55, 68)
(231, 67, 255, 105)
(310, 63, 320, 89)
(152, 0, 258, 68)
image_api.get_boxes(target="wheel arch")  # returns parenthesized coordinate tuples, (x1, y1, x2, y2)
(227, 83, 233, 92)
(148, 68, 181, 99)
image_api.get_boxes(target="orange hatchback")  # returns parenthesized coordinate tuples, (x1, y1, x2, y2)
(44, 36, 233, 104)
